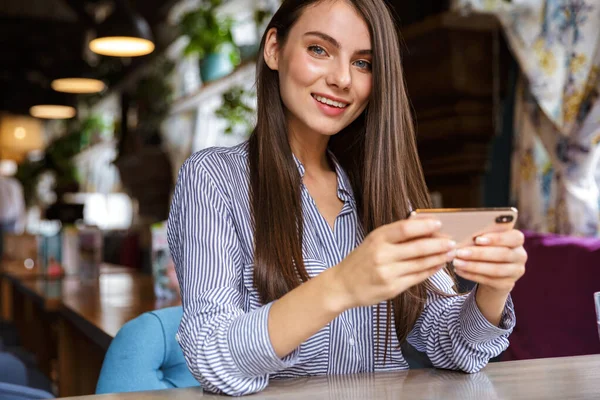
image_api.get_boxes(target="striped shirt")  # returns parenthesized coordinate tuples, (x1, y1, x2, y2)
(167, 142, 515, 396)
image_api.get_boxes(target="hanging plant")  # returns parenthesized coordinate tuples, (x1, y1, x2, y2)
(132, 57, 175, 146)
(214, 85, 256, 136)
(179, 0, 240, 82)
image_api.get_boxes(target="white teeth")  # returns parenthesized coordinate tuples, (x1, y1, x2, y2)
(314, 95, 348, 108)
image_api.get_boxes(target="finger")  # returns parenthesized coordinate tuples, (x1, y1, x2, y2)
(453, 260, 525, 279)
(379, 218, 442, 244)
(453, 269, 516, 292)
(395, 264, 444, 291)
(475, 229, 525, 248)
(389, 250, 456, 276)
(380, 237, 456, 264)
(455, 246, 523, 264)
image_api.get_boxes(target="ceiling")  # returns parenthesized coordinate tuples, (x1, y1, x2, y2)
(0, 0, 450, 117)
(0, 0, 179, 116)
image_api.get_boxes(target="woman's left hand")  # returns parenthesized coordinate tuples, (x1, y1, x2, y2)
(452, 229, 527, 296)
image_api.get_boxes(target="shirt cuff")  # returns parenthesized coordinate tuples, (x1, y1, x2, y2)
(228, 302, 300, 377)
(459, 286, 516, 344)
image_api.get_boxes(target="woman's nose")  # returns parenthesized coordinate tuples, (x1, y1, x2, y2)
(326, 61, 352, 90)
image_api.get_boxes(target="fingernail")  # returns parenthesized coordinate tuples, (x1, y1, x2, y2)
(447, 240, 457, 249)
(432, 220, 442, 229)
(475, 237, 491, 245)
(446, 250, 457, 260)
(453, 259, 467, 268)
(456, 249, 471, 258)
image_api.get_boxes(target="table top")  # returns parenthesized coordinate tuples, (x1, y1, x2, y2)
(18, 278, 72, 311)
(0, 261, 136, 281)
(2, 261, 180, 348)
(0, 260, 44, 279)
(59, 272, 180, 349)
(6, 264, 141, 312)
(60, 354, 600, 399)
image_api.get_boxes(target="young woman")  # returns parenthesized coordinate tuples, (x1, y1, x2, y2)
(167, 0, 527, 396)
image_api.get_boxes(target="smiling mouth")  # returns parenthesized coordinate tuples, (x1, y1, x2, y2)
(311, 94, 349, 108)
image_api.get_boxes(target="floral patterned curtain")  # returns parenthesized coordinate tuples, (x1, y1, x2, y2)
(451, 0, 600, 236)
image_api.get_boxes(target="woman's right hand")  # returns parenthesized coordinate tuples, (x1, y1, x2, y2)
(329, 218, 457, 311)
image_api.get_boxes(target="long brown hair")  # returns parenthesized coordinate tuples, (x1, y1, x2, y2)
(249, 0, 452, 357)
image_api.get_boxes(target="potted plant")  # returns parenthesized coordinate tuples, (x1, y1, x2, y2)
(15, 127, 83, 209)
(235, 6, 273, 61)
(180, 0, 240, 83)
(43, 130, 84, 197)
(215, 85, 256, 136)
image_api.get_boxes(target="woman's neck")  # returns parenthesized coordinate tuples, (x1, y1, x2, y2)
(288, 131, 332, 174)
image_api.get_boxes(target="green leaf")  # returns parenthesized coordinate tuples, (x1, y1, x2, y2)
(214, 85, 257, 136)
(179, 4, 239, 59)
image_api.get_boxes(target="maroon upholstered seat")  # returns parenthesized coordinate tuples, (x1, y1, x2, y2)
(501, 231, 600, 361)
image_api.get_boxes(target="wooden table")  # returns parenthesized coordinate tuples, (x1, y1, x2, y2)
(10, 277, 74, 379)
(57, 273, 179, 397)
(0, 261, 56, 379)
(1, 261, 180, 397)
(61, 354, 600, 399)
(1, 263, 140, 362)
(0, 260, 46, 321)
(0, 264, 140, 386)
(0, 262, 135, 321)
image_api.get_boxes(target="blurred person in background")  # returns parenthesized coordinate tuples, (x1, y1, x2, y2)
(0, 162, 26, 257)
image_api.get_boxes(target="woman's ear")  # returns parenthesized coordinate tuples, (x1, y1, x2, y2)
(263, 28, 279, 71)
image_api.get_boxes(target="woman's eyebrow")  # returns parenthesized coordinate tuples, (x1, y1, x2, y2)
(304, 31, 371, 55)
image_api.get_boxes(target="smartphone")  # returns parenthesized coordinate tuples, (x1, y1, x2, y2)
(407, 207, 518, 247)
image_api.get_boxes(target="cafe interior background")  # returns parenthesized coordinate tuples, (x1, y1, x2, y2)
(0, 0, 599, 398)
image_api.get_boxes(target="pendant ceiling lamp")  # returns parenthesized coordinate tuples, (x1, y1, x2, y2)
(51, 61, 107, 94)
(29, 105, 77, 119)
(51, 78, 106, 94)
(89, 1, 155, 57)
(29, 92, 77, 120)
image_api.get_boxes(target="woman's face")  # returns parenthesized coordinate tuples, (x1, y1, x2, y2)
(264, 0, 373, 139)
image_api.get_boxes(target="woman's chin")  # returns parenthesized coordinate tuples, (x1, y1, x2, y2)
(306, 121, 348, 137)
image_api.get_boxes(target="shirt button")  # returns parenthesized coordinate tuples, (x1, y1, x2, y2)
(348, 338, 355, 346)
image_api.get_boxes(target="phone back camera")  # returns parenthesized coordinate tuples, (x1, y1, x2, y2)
(496, 215, 514, 223)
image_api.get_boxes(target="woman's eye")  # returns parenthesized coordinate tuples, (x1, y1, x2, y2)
(354, 60, 372, 70)
(308, 45, 327, 56)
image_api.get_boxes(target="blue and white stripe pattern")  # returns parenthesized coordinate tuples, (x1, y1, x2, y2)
(167, 141, 515, 396)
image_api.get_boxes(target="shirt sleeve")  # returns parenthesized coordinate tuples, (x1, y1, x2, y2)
(167, 154, 300, 396)
(406, 270, 515, 373)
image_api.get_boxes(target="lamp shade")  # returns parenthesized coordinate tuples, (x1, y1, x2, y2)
(29, 105, 77, 119)
(89, 6, 155, 57)
(51, 78, 106, 94)
(28, 90, 77, 119)
(0, 114, 44, 162)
